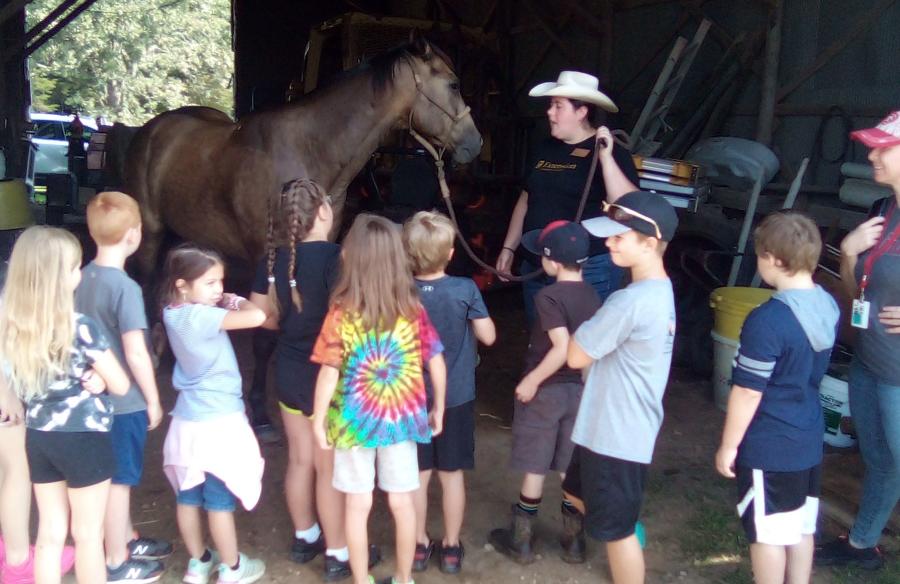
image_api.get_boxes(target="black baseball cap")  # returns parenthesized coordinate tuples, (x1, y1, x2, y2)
(582, 191, 678, 242)
(521, 220, 590, 264)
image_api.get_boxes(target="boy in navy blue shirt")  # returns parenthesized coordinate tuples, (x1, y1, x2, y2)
(716, 212, 839, 584)
(402, 211, 496, 574)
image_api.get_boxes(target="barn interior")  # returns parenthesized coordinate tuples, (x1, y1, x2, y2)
(1, 1, 899, 582)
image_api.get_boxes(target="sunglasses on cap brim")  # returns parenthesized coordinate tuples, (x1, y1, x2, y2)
(601, 201, 662, 239)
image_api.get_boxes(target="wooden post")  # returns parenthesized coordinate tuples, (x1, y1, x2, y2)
(756, 0, 782, 145)
(0, 3, 28, 178)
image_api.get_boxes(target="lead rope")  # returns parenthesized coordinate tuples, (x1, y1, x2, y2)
(408, 124, 600, 282)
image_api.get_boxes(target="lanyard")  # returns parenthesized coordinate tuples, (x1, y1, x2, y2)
(860, 202, 900, 299)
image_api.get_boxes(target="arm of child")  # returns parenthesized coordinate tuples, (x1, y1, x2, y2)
(122, 330, 163, 430)
(715, 385, 763, 478)
(567, 337, 593, 370)
(0, 371, 24, 424)
(427, 353, 447, 436)
(517, 326, 569, 403)
(89, 349, 131, 396)
(312, 364, 340, 450)
(221, 294, 267, 331)
(248, 292, 280, 330)
(471, 317, 496, 346)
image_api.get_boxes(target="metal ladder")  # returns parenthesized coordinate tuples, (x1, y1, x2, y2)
(628, 19, 711, 157)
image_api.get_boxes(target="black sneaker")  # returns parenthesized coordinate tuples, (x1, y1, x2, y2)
(291, 534, 325, 564)
(107, 558, 164, 584)
(439, 543, 464, 574)
(127, 536, 173, 561)
(322, 545, 382, 582)
(411, 540, 434, 572)
(815, 535, 884, 570)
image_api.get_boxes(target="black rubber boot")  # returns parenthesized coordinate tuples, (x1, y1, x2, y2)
(488, 505, 536, 564)
(559, 507, 586, 564)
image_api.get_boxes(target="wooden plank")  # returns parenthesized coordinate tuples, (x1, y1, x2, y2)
(0, 0, 30, 28)
(775, 0, 899, 103)
(520, 0, 581, 65)
(512, 6, 575, 96)
(755, 0, 782, 145)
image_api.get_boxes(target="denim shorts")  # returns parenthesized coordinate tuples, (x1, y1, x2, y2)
(176, 473, 236, 512)
(110, 411, 149, 486)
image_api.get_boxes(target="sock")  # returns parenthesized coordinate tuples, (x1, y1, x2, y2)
(561, 498, 581, 516)
(230, 556, 241, 571)
(325, 547, 349, 562)
(517, 494, 541, 516)
(295, 523, 322, 543)
(199, 549, 212, 562)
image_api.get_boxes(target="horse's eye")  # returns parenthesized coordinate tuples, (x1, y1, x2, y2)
(449, 82, 460, 92)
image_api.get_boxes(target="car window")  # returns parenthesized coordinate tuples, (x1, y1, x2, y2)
(34, 120, 65, 140)
(63, 122, 92, 141)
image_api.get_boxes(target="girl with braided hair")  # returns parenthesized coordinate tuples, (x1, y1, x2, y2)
(248, 179, 374, 580)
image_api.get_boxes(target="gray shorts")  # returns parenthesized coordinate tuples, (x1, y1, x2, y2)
(333, 440, 420, 494)
(511, 382, 583, 474)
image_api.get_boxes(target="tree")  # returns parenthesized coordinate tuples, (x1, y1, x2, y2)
(27, 0, 233, 125)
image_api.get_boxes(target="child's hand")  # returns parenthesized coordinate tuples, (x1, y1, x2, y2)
(429, 407, 444, 437)
(0, 388, 24, 425)
(219, 293, 246, 311)
(515, 378, 539, 403)
(715, 445, 737, 479)
(313, 419, 331, 450)
(81, 369, 107, 394)
(146, 400, 164, 430)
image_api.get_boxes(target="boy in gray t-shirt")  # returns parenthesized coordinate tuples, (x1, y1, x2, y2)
(563, 191, 678, 584)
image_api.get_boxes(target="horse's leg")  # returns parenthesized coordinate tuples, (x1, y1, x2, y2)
(249, 328, 278, 443)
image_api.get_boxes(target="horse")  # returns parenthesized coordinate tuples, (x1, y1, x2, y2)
(124, 37, 482, 276)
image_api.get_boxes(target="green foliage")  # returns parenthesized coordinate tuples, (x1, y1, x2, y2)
(27, 0, 233, 125)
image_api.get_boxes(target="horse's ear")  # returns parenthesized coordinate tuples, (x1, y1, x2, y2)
(408, 31, 433, 60)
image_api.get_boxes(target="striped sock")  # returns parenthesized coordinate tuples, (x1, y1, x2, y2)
(561, 498, 579, 516)
(517, 494, 541, 515)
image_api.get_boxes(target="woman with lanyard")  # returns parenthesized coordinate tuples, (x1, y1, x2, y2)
(817, 111, 900, 570)
(495, 71, 639, 324)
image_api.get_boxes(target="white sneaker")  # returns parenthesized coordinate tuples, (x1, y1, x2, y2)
(183, 550, 219, 584)
(215, 553, 265, 584)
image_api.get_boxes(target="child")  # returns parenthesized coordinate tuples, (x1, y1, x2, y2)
(402, 211, 496, 574)
(716, 212, 838, 584)
(312, 214, 448, 584)
(160, 245, 267, 584)
(0, 226, 131, 584)
(563, 191, 678, 584)
(488, 220, 601, 565)
(75, 191, 169, 583)
(249, 179, 379, 580)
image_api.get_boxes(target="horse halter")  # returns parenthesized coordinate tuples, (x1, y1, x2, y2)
(403, 57, 472, 157)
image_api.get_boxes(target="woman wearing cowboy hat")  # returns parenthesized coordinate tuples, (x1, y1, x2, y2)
(496, 71, 639, 324)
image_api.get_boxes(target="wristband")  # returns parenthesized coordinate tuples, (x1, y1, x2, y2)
(502, 246, 515, 253)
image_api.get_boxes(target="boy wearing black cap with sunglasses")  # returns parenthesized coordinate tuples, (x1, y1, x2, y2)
(489, 220, 602, 565)
(563, 191, 678, 584)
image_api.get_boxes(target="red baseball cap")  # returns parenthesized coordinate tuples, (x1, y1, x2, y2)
(850, 111, 900, 148)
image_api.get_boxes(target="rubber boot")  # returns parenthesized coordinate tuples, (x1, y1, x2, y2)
(488, 505, 536, 564)
(559, 507, 586, 564)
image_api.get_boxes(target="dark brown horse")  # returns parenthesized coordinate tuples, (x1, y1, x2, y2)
(124, 38, 481, 274)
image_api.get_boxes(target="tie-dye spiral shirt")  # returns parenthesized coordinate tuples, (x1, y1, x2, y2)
(311, 306, 443, 448)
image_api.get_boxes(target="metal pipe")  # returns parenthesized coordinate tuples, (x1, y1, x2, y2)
(728, 176, 763, 287)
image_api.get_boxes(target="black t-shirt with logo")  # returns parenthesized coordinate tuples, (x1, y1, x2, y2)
(523, 136, 639, 258)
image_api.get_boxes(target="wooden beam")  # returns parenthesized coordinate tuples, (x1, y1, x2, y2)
(775, 0, 899, 103)
(520, 0, 581, 65)
(755, 0, 782, 145)
(513, 5, 575, 95)
(25, 0, 77, 43)
(25, 0, 98, 56)
(0, 0, 29, 28)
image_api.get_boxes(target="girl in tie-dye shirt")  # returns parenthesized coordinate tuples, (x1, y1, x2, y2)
(312, 214, 447, 584)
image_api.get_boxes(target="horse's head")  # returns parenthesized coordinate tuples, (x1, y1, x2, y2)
(401, 38, 482, 164)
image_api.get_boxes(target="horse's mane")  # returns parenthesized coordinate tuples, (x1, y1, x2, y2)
(368, 40, 455, 96)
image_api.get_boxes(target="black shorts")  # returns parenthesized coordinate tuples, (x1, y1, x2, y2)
(562, 446, 648, 542)
(417, 401, 475, 472)
(276, 360, 318, 415)
(26, 429, 116, 488)
(736, 465, 821, 545)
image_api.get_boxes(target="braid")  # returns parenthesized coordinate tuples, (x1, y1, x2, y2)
(287, 186, 303, 312)
(265, 190, 280, 320)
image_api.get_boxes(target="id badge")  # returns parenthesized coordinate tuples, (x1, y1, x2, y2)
(851, 298, 870, 329)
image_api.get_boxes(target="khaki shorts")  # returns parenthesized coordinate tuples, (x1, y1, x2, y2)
(333, 440, 420, 494)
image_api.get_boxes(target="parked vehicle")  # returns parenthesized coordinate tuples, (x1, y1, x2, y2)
(30, 112, 97, 177)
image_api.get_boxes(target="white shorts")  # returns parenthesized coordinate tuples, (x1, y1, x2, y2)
(332, 440, 420, 494)
(736, 465, 820, 546)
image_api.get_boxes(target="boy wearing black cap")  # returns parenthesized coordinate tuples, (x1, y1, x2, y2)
(564, 191, 678, 584)
(489, 220, 602, 565)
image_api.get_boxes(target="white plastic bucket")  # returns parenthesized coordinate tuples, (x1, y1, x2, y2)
(819, 374, 856, 448)
(711, 331, 739, 411)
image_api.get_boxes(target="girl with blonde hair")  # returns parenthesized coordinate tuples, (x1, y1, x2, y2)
(311, 214, 447, 584)
(0, 226, 129, 584)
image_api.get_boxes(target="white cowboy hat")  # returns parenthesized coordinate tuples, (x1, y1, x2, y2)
(529, 71, 619, 113)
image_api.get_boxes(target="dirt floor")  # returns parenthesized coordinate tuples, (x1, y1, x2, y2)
(102, 286, 899, 584)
